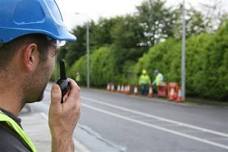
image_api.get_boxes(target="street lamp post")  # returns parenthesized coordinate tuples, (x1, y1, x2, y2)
(181, 0, 186, 101)
(86, 21, 90, 88)
(75, 13, 90, 88)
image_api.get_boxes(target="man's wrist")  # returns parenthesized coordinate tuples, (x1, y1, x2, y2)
(51, 136, 74, 152)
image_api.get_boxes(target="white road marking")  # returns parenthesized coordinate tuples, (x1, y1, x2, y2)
(82, 103, 228, 150)
(81, 96, 228, 138)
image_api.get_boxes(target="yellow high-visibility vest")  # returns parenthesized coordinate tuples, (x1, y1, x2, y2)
(0, 110, 37, 152)
(153, 73, 164, 86)
(139, 74, 151, 85)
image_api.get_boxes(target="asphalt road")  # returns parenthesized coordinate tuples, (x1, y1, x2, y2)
(79, 88, 228, 152)
(28, 83, 228, 152)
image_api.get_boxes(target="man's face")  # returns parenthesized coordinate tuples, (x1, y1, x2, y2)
(26, 41, 57, 103)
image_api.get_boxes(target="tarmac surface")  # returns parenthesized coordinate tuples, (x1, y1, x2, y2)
(18, 84, 228, 152)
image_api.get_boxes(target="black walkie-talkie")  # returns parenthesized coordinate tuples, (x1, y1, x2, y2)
(57, 60, 70, 103)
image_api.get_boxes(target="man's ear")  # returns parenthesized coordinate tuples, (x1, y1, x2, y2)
(22, 43, 40, 72)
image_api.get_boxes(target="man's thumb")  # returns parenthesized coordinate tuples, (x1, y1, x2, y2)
(51, 84, 61, 105)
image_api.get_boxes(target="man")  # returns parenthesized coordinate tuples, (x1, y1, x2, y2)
(0, 0, 80, 152)
(152, 69, 164, 94)
(138, 69, 151, 95)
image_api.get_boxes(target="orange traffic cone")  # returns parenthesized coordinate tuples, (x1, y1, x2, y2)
(117, 85, 121, 92)
(148, 85, 153, 97)
(124, 85, 127, 94)
(176, 88, 183, 102)
(107, 83, 110, 91)
(112, 84, 115, 92)
(169, 87, 176, 101)
(128, 85, 132, 94)
(121, 85, 125, 93)
(134, 85, 138, 95)
(125, 85, 131, 94)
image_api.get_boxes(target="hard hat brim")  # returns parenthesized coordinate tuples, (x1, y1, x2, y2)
(0, 27, 76, 43)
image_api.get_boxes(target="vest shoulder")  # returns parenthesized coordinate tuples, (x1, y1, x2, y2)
(0, 123, 30, 152)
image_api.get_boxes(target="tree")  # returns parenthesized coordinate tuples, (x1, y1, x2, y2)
(110, 15, 145, 49)
(200, 0, 224, 32)
(59, 26, 87, 66)
(136, 0, 178, 46)
(173, 5, 208, 39)
(91, 18, 114, 48)
(59, 21, 97, 66)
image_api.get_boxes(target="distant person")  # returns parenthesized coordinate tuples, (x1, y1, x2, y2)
(138, 69, 151, 95)
(75, 72, 81, 84)
(0, 0, 80, 151)
(152, 69, 164, 94)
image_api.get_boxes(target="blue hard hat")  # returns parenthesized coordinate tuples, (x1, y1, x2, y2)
(0, 0, 76, 43)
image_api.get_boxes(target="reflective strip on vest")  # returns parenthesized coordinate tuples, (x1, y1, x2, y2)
(0, 111, 36, 152)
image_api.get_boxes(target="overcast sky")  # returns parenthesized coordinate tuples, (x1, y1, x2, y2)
(56, 0, 228, 30)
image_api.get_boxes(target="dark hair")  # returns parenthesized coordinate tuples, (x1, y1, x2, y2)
(0, 34, 50, 70)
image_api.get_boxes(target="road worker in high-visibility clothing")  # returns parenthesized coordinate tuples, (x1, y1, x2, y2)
(139, 69, 151, 96)
(153, 69, 164, 94)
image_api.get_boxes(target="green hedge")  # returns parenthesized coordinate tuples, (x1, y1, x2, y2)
(133, 39, 181, 82)
(68, 56, 87, 85)
(131, 21, 228, 100)
(90, 47, 117, 86)
(69, 47, 118, 87)
(66, 21, 228, 101)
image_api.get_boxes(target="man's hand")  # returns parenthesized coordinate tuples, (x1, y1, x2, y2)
(48, 79, 80, 152)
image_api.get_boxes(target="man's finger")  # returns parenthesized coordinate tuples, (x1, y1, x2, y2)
(51, 84, 62, 107)
(68, 79, 80, 97)
(64, 79, 80, 105)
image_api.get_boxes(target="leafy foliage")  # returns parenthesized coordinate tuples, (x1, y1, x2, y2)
(57, 0, 228, 101)
(136, 0, 178, 46)
(131, 20, 228, 100)
(90, 47, 117, 86)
